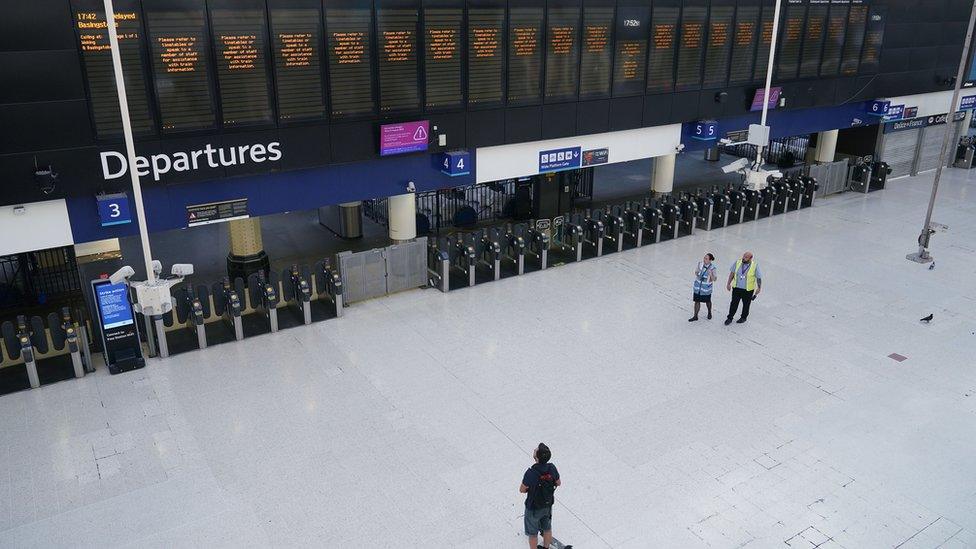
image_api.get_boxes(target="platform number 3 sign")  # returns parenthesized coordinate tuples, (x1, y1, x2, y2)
(440, 151, 471, 177)
(96, 192, 132, 227)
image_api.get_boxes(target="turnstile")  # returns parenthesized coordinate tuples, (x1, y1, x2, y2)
(524, 222, 549, 270)
(283, 264, 314, 325)
(553, 216, 584, 262)
(501, 225, 525, 275)
(212, 278, 245, 341)
(247, 271, 280, 333)
(314, 259, 344, 316)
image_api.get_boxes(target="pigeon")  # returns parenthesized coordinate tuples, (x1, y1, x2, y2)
(929, 262, 936, 270)
(920, 314, 933, 323)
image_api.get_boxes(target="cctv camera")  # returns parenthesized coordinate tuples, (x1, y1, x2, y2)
(721, 158, 751, 174)
(109, 266, 135, 285)
(406, 181, 416, 193)
(151, 260, 163, 276)
(675, 144, 685, 153)
(171, 263, 194, 277)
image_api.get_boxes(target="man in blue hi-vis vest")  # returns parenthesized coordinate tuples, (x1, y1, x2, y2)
(725, 251, 763, 325)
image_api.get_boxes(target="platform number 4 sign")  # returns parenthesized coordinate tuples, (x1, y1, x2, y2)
(96, 192, 132, 227)
(440, 151, 471, 177)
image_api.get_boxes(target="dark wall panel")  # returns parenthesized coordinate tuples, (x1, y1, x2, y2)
(0, 0, 77, 52)
(505, 106, 544, 143)
(541, 103, 578, 139)
(331, 121, 377, 162)
(0, 51, 87, 104)
(609, 96, 643, 130)
(576, 99, 609, 135)
(642, 94, 672, 127)
(466, 109, 505, 147)
(669, 91, 699, 123)
(0, 101, 94, 154)
(277, 125, 332, 171)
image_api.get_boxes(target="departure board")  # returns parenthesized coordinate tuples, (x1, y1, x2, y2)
(327, 8, 375, 117)
(646, 5, 678, 93)
(753, 3, 775, 81)
(578, 6, 613, 99)
(798, 1, 827, 78)
(729, 5, 760, 85)
(860, 7, 885, 73)
(703, 5, 734, 88)
(270, 6, 326, 122)
(210, 8, 273, 126)
(776, 1, 805, 80)
(675, 5, 706, 91)
(468, 8, 505, 106)
(545, 7, 580, 101)
(841, 3, 868, 75)
(508, 7, 543, 104)
(377, 8, 420, 112)
(145, 6, 215, 132)
(72, 1, 155, 137)
(612, 7, 649, 96)
(424, 8, 462, 109)
(819, 2, 848, 76)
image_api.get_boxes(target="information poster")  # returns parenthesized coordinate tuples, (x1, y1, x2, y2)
(819, 1, 849, 76)
(270, 6, 326, 121)
(859, 6, 886, 73)
(210, 8, 273, 126)
(145, 6, 216, 132)
(468, 7, 505, 106)
(841, 1, 868, 75)
(72, 0, 156, 137)
(753, 2, 776, 81)
(578, 6, 613, 98)
(728, 4, 759, 85)
(675, 5, 706, 90)
(508, 7, 543, 104)
(612, 6, 649, 96)
(91, 279, 142, 374)
(703, 5, 734, 88)
(776, 1, 805, 80)
(545, 7, 580, 101)
(377, 8, 420, 112)
(798, 1, 828, 78)
(424, 8, 462, 109)
(95, 282, 135, 329)
(646, 4, 678, 93)
(327, 7, 375, 117)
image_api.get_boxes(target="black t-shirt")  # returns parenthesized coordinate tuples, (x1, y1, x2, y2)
(522, 462, 559, 508)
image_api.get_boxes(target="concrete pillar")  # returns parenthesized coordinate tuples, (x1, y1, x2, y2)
(388, 193, 417, 242)
(651, 153, 676, 196)
(227, 217, 269, 280)
(814, 129, 839, 164)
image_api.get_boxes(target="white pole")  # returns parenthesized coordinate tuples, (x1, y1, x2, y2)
(103, 0, 156, 284)
(755, 0, 783, 169)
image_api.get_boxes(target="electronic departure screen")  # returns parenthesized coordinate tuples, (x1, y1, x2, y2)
(210, 8, 273, 126)
(729, 4, 759, 85)
(545, 7, 580, 101)
(508, 7, 543, 104)
(327, 7, 375, 117)
(753, 3, 775, 81)
(424, 7, 462, 109)
(703, 5, 734, 88)
(468, 7, 505, 106)
(72, 1, 155, 137)
(819, 2, 849, 76)
(776, 1, 805, 80)
(860, 7, 885, 73)
(612, 6, 648, 96)
(579, 6, 613, 98)
(798, 1, 827, 78)
(841, 2, 868, 75)
(270, 6, 325, 122)
(377, 8, 420, 112)
(646, 4, 678, 93)
(675, 5, 706, 91)
(145, 6, 215, 132)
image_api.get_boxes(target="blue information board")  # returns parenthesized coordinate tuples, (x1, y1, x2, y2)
(95, 282, 134, 329)
(961, 95, 976, 110)
(866, 100, 891, 116)
(539, 146, 581, 173)
(440, 151, 471, 176)
(96, 193, 132, 227)
(882, 105, 905, 121)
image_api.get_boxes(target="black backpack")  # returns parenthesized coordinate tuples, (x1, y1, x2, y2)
(531, 465, 556, 508)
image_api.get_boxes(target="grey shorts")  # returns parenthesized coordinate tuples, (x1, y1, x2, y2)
(524, 506, 552, 535)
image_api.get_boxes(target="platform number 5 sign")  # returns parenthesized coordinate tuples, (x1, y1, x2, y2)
(691, 120, 718, 141)
(440, 151, 471, 177)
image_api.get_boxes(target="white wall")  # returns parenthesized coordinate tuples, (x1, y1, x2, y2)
(475, 124, 682, 183)
(0, 199, 74, 255)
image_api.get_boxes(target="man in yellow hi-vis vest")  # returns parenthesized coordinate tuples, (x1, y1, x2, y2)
(725, 251, 762, 325)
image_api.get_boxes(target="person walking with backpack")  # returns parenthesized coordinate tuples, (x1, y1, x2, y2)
(520, 443, 562, 549)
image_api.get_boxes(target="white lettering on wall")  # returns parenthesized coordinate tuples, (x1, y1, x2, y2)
(99, 142, 283, 182)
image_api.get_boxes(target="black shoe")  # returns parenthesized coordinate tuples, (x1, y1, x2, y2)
(736, 317, 747, 324)
(688, 316, 698, 322)
(724, 318, 733, 325)
(707, 312, 712, 320)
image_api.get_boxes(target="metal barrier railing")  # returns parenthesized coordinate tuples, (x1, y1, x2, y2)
(722, 135, 811, 168)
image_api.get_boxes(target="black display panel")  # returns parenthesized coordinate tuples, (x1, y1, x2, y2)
(210, 6, 274, 126)
(377, 7, 420, 112)
(752, 2, 775, 81)
(840, 2, 868, 76)
(326, 7, 375, 117)
(859, 6, 885, 73)
(819, 1, 848, 76)
(776, 1, 805, 80)
(675, 4, 706, 91)
(424, 7, 462, 109)
(646, 3, 678, 93)
(703, 4, 734, 88)
(545, 6, 580, 101)
(468, 7, 505, 106)
(269, 3, 327, 122)
(508, 6, 543, 104)
(798, 1, 827, 78)
(145, 3, 216, 132)
(579, 6, 613, 99)
(71, 0, 156, 137)
(612, 6, 648, 96)
(729, 4, 759, 85)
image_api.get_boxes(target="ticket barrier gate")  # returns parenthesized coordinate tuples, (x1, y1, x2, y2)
(49, 308, 90, 378)
(313, 259, 344, 317)
(654, 198, 681, 242)
(708, 188, 730, 229)
(769, 179, 791, 215)
(597, 207, 626, 253)
(783, 177, 803, 211)
(246, 272, 280, 334)
(690, 191, 715, 231)
(428, 240, 451, 292)
(553, 216, 584, 262)
(501, 225, 526, 275)
(446, 235, 477, 288)
(754, 187, 775, 219)
(636, 200, 663, 244)
(577, 212, 605, 257)
(523, 222, 549, 270)
(616, 204, 645, 248)
(212, 277, 245, 341)
(675, 196, 698, 237)
(0, 314, 83, 390)
(799, 176, 819, 208)
(474, 229, 502, 281)
(725, 187, 747, 225)
(282, 264, 313, 325)
(165, 284, 210, 352)
(954, 136, 976, 168)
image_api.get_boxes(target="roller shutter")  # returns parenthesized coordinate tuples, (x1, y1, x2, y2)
(917, 124, 949, 174)
(881, 128, 919, 179)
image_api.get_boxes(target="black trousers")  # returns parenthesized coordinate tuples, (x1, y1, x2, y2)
(727, 288, 755, 320)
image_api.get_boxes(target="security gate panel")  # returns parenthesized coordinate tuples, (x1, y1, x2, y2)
(337, 238, 428, 304)
(386, 238, 428, 293)
(917, 124, 949, 174)
(881, 128, 920, 179)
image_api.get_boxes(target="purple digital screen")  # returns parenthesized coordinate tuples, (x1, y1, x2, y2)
(750, 87, 782, 112)
(380, 120, 430, 156)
